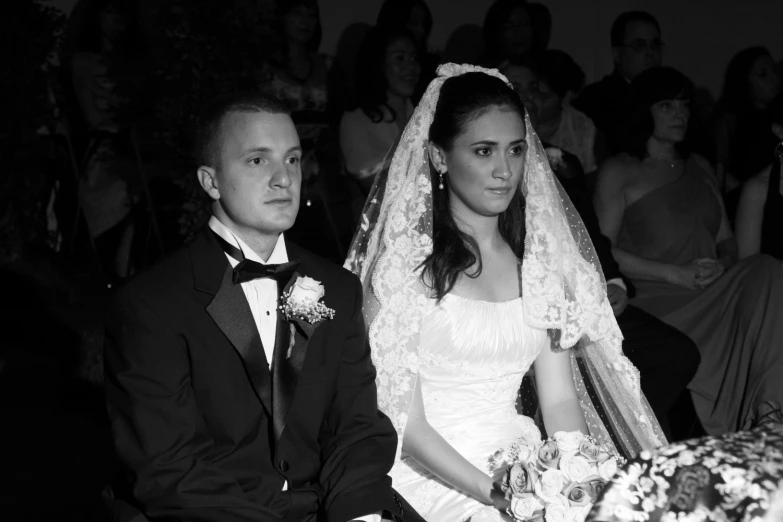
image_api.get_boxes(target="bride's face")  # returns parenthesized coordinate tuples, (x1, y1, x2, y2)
(434, 107, 527, 218)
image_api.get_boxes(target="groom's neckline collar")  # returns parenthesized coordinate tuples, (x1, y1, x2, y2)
(208, 215, 288, 265)
(192, 220, 306, 296)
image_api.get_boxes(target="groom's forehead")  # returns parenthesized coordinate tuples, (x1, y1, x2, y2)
(218, 110, 300, 153)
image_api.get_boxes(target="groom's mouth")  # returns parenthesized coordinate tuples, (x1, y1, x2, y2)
(266, 197, 293, 206)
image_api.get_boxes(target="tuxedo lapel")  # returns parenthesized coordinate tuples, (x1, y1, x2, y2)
(192, 226, 274, 417)
(206, 266, 274, 417)
(271, 251, 315, 440)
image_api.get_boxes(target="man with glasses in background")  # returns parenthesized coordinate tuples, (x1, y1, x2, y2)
(574, 11, 663, 153)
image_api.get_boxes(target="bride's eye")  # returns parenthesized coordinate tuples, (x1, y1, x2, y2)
(509, 145, 524, 155)
(475, 147, 492, 156)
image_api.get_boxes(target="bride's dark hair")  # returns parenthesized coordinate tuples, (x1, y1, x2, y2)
(420, 72, 527, 300)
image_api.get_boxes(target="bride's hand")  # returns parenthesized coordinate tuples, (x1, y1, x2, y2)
(490, 482, 511, 511)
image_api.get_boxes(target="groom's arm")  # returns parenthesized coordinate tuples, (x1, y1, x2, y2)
(319, 274, 401, 522)
(104, 288, 284, 522)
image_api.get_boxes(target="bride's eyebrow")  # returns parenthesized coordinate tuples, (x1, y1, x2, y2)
(469, 138, 527, 146)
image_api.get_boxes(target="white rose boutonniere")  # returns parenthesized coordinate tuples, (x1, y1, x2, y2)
(289, 276, 326, 304)
(280, 276, 335, 336)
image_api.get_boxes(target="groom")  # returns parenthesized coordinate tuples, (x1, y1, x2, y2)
(103, 92, 422, 522)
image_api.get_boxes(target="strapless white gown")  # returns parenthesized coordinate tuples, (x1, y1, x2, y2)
(391, 294, 548, 521)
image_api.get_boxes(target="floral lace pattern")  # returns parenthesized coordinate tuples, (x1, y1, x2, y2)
(586, 424, 783, 522)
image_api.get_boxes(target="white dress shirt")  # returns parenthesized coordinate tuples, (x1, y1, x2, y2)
(209, 218, 381, 522)
(209, 216, 287, 366)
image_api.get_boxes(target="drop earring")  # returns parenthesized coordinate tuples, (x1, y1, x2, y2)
(438, 171, 444, 190)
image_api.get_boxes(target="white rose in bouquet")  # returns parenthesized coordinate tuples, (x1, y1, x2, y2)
(534, 469, 567, 503)
(543, 502, 573, 522)
(559, 452, 592, 483)
(553, 432, 584, 453)
(598, 458, 618, 482)
(509, 494, 544, 520)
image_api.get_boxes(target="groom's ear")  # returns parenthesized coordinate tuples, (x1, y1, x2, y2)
(197, 166, 220, 201)
(427, 142, 448, 174)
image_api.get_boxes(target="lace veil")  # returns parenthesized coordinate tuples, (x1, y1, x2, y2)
(344, 63, 666, 462)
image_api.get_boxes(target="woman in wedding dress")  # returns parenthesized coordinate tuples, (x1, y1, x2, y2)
(345, 65, 665, 521)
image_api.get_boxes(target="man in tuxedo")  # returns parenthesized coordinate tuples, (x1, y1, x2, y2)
(544, 144, 703, 441)
(103, 92, 423, 522)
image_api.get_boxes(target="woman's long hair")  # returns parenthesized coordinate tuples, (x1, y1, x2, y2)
(718, 46, 773, 116)
(355, 26, 418, 123)
(376, 0, 433, 46)
(271, 0, 323, 68)
(420, 72, 527, 300)
(619, 66, 695, 160)
(482, 0, 534, 67)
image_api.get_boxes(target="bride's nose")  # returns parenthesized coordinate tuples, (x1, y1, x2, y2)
(493, 158, 512, 180)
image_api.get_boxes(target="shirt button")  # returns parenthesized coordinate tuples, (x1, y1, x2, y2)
(279, 459, 289, 472)
(266, 311, 270, 316)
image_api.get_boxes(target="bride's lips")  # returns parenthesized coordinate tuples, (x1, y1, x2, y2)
(487, 187, 512, 195)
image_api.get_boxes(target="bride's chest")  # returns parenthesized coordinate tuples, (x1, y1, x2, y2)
(417, 294, 547, 374)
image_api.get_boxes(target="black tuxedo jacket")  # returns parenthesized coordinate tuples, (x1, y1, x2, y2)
(104, 226, 409, 522)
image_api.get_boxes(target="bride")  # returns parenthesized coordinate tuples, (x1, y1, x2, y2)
(345, 64, 666, 521)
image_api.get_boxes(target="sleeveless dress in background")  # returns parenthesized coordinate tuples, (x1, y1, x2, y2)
(761, 157, 783, 260)
(616, 157, 783, 435)
(391, 294, 547, 522)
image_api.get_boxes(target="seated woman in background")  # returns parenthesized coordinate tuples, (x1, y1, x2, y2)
(70, 0, 143, 283)
(532, 49, 604, 173)
(593, 66, 783, 436)
(713, 47, 780, 209)
(339, 26, 420, 195)
(375, 0, 438, 101)
(260, 0, 334, 179)
(735, 92, 783, 261)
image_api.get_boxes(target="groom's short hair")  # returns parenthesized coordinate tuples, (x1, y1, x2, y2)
(194, 91, 291, 168)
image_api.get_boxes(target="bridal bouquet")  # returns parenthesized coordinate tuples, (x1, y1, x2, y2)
(490, 431, 625, 522)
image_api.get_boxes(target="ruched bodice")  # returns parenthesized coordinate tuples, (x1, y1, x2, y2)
(392, 294, 548, 521)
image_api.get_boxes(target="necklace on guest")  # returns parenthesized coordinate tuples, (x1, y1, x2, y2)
(646, 156, 679, 169)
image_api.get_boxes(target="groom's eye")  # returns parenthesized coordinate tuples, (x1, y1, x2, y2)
(249, 157, 263, 166)
(287, 156, 301, 165)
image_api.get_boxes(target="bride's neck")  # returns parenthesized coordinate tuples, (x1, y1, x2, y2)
(451, 206, 503, 251)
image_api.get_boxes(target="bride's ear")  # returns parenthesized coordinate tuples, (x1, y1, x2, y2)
(428, 142, 448, 174)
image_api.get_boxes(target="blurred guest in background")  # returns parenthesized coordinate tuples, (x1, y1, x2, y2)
(594, 66, 783, 437)
(532, 49, 603, 173)
(340, 26, 420, 196)
(714, 47, 781, 201)
(735, 92, 783, 261)
(376, 0, 437, 101)
(543, 143, 701, 441)
(482, 0, 535, 68)
(574, 11, 662, 154)
(70, 0, 144, 284)
(260, 0, 351, 261)
(498, 58, 539, 121)
(260, 0, 334, 182)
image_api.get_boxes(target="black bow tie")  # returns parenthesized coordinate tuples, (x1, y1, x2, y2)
(212, 231, 300, 286)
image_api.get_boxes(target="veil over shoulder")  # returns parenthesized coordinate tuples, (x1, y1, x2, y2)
(344, 63, 666, 462)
